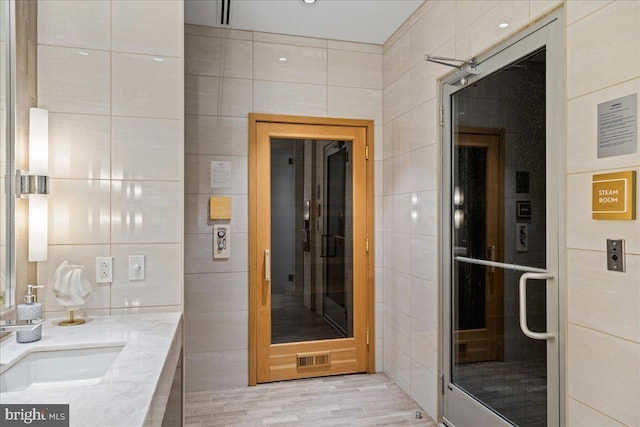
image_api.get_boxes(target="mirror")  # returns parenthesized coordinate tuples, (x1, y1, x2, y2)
(1, 0, 16, 314)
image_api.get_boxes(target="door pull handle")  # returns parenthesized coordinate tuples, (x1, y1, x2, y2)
(264, 249, 271, 282)
(519, 272, 554, 340)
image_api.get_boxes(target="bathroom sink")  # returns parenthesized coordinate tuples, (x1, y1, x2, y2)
(0, 345, 124, 393)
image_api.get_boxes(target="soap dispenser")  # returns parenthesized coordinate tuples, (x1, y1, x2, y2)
(16, 285, 44, 343)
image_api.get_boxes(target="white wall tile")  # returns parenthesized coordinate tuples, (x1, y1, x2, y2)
(253, 32, 327, 48)
(455, 0, 499, 33)
(383, 72, 410, 124)
(185, 310, 248, 353)
(110, 243, 182, 308)
(49, 179, 111, 245)
(568, 398, 625, 427)
(254, 42, 327, 85)
(566, 0, 614, 26)
(410, 235, 438, 283)
(185, 350, 248, 392)
(410, 145, 438, 192)
(111, 181, 182, 244)
(568, 324, 640, 426)
(567, 0, 640, 99)
(184, 233, 248, 274)
(328, 86, 382, 123)
(185, 35, 253, 78)
(254, 81, 327, 117)
(328, 50, 382, 90)
(38, 46, 110, 115)
(567, 172, 640, 254)
(410, 318, 437, 373)
(411, 361, 438, 418)
(185, 272, 248, 313)
(37, 244, 111, 313)
(328, 40, 382, 54)
(410, 276, 437, 329)
(455, 0, 530, 60)
(111, 117, 183, 181)
(568, 250, 640, 342)
(185, 24, 252, 41)
(409, 0, 456, 67)
(38, 0, 110, 50)
(184, 154, 248, 195)
(185, 116, 249, 156)
(186, 76, 252, 118)
(112, 53, 182, 119)
(48, 113, 110, 180)
(112, 0, 182, 57)
(411, 191, 437, 237)
(529, 0, 563, 20)
(383, 32, 410, 89)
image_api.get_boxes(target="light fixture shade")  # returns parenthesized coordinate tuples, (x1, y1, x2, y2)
(28, 107, 49, 262)
(29, 108, 48, 175)
(29, 196, 48, 262)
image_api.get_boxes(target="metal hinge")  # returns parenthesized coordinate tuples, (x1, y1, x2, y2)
(366, 330, 370, 346)
(365, 237, 369, 253)
(440, 106, 444, 127)
(440, 374, 445, 395)
(365, 145, 369, 160)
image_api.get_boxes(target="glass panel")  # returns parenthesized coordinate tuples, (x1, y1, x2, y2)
(451, 49, 547, 427)
(270, 138, 353, 344)
(1, 0, 9, 312)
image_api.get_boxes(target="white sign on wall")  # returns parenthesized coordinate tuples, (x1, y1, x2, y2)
(211, 161, 232, 188)
(597, 93, 637, 158)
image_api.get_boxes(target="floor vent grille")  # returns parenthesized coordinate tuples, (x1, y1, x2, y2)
(297, 352, 331, 369)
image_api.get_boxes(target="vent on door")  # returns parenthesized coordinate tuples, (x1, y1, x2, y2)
(297, 352, 331, 369)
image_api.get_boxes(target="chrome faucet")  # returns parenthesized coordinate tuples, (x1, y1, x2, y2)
(0, 319, 44, 332)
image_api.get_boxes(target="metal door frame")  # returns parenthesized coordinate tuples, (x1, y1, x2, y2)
(440, 9, 566, 427)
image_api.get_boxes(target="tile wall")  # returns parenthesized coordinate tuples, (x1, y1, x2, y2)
(184, 25, 383, 392)
(382, 0, 640, 423)
(35, 0, 184, 317)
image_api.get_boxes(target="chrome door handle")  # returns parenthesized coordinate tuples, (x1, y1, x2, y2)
(264, 249, 271, 282)
(519, 272, 554, 340)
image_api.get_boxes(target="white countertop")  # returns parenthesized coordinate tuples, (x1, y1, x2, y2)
(0, 312, 183, 427)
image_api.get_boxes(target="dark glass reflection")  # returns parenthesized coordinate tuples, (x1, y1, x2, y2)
(451, 49, 548, 427)
(270, 139, 353, 344)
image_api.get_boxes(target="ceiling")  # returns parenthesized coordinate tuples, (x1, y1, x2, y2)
(184, 0, 425, 45)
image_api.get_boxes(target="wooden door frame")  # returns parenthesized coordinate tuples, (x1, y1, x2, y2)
(454, 126, 505, 364)
(248, 113, 375, 386)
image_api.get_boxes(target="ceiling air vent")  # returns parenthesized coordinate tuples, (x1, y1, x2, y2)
(297, 352, 331, 369)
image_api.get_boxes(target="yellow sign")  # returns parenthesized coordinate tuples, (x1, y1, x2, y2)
(592, 171, 636, 220)
(210, 196, 232, 220)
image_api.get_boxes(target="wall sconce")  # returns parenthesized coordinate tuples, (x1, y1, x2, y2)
(17, 108, 49, 262)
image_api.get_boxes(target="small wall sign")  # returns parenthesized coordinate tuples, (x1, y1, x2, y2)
(597, 94, 637, 158)
(592, 171, 636, 220)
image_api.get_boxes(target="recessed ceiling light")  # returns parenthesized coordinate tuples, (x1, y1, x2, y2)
(153, 57, 165, 62)
(78, 51, 89, 56)
(499, 22, 509, 29)
(279, 57, 287, 62)
(303, 0, 316, 4)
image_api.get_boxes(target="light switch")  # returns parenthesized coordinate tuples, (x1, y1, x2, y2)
(606, 239, 625, 272)
(213, 225, 230, 259)
(129, 255, 146, 281)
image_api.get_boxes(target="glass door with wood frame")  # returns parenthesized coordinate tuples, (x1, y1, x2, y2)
(251, 120, 371, 384)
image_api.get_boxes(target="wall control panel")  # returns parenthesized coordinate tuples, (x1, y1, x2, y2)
(214, 225, 230, 259)
(606, 239, 625, 272)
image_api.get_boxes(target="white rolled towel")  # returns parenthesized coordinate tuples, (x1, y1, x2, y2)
(53, 260, 92, 311)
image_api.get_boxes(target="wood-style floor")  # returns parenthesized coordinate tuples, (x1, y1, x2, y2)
(185, 373, 437, 427)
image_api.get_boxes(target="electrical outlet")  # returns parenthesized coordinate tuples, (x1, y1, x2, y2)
(96, 257, 113, 283)
(129, 255, 146, 281)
